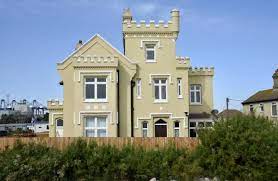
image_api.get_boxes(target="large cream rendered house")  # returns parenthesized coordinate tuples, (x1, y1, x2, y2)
(48, 9, 215, 138)
(242, 69, 278, 122)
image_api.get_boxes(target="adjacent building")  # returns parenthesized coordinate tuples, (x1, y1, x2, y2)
(48, 9, 214, 137)
(242, 69, 278, 122)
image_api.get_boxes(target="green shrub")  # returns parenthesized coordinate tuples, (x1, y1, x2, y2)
(2, 116, 276, 180)
(192, 115, 278, 180)
(0, 140, 62, 180)
(0, 139, 191, 180)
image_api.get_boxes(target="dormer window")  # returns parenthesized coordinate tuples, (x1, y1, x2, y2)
(145, 44, 156, 62)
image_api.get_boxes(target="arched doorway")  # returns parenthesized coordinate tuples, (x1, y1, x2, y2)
(56, 119, 63, 137)
(155, 119, 167, 137)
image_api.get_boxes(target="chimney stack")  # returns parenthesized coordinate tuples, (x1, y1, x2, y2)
(75, 40, 83, 50)
(122, 8, 132, 23)
(273, 69, 278, 90)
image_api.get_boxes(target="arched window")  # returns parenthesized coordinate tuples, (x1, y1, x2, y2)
(56, 119, 63, 127)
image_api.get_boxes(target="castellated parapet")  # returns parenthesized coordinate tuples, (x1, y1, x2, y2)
(72, 55, 119, 68)
(123, 9, 180, 36)
(47, 99, 63, 110)
(176, 56, 191, 68)
(189, 67, 214, 76)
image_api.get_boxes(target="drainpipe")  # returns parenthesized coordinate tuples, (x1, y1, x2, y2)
(184, 112, 189, 137)
(117, 70, 120, 137)
(131, 80, 136, 137)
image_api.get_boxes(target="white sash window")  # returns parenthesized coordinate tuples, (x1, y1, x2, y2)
(153, 78, 167, 102)
(85, 77, 107, 102)
(190, 84, 202, 104)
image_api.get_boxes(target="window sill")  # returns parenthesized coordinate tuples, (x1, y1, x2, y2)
(190, 103, 202, 106)
(154, 100, 168, 104)
(145, 60, 157, 63)
(178, 96, 183, 99)
(136, 97, 142, 100)
(83, 100, 108, 103)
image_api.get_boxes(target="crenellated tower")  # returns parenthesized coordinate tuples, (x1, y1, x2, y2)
(122, 9, 180, 39)
(122, 9, 182, 67)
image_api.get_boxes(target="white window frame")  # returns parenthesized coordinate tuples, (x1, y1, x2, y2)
(137, 79, 142, 99)
(142, 121, 148, 137)
(177, 78, 182, 98)
(145, 44, 156, 63)
(190, 84, 202, 105)
(259, 103, 264, 112)
(189, 119, 213, 138)
(249, 104, 254, 112)
(271, 102, 278, 117)
(84, 116, 107, 137)
(174, 121, 180, 137)
(84, 77, 107, 102)
(153, 78, 168, 103)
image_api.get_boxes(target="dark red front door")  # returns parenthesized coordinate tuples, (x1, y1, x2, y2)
(155, 119, 167, 137)
(155, 125, 167, 137)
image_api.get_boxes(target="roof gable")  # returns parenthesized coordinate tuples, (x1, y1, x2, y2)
(57, 34, 136, 70)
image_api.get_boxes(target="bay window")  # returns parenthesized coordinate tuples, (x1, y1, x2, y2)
(189, 120, 213, 138)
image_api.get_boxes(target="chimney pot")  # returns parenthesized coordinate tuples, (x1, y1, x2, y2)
(75, 40, 83, 50)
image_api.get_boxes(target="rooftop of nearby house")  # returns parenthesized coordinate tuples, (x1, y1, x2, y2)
(218, 109, 243, 119)
(242, 69, 278, 105)
(242, 89, 278, 105)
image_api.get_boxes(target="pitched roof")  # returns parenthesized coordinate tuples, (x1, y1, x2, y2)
(218, 109, 243, 119)
(58, 34, 136, 66)
(242, 89, 278, 105)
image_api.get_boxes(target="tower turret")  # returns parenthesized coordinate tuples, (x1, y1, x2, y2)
(170, 9, 180, 32)
(123, 8, 132, 23)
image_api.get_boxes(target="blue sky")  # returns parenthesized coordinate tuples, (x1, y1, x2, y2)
(0, 0, 277, 111)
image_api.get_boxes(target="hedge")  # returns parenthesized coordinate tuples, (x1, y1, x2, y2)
(0, 140, 192, 180)
(0, 115, 277, 180)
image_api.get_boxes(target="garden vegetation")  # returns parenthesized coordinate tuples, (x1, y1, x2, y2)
(0, 115, 277, 180)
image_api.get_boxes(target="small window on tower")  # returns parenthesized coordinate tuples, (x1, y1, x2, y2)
(145, 44, 156, 62)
